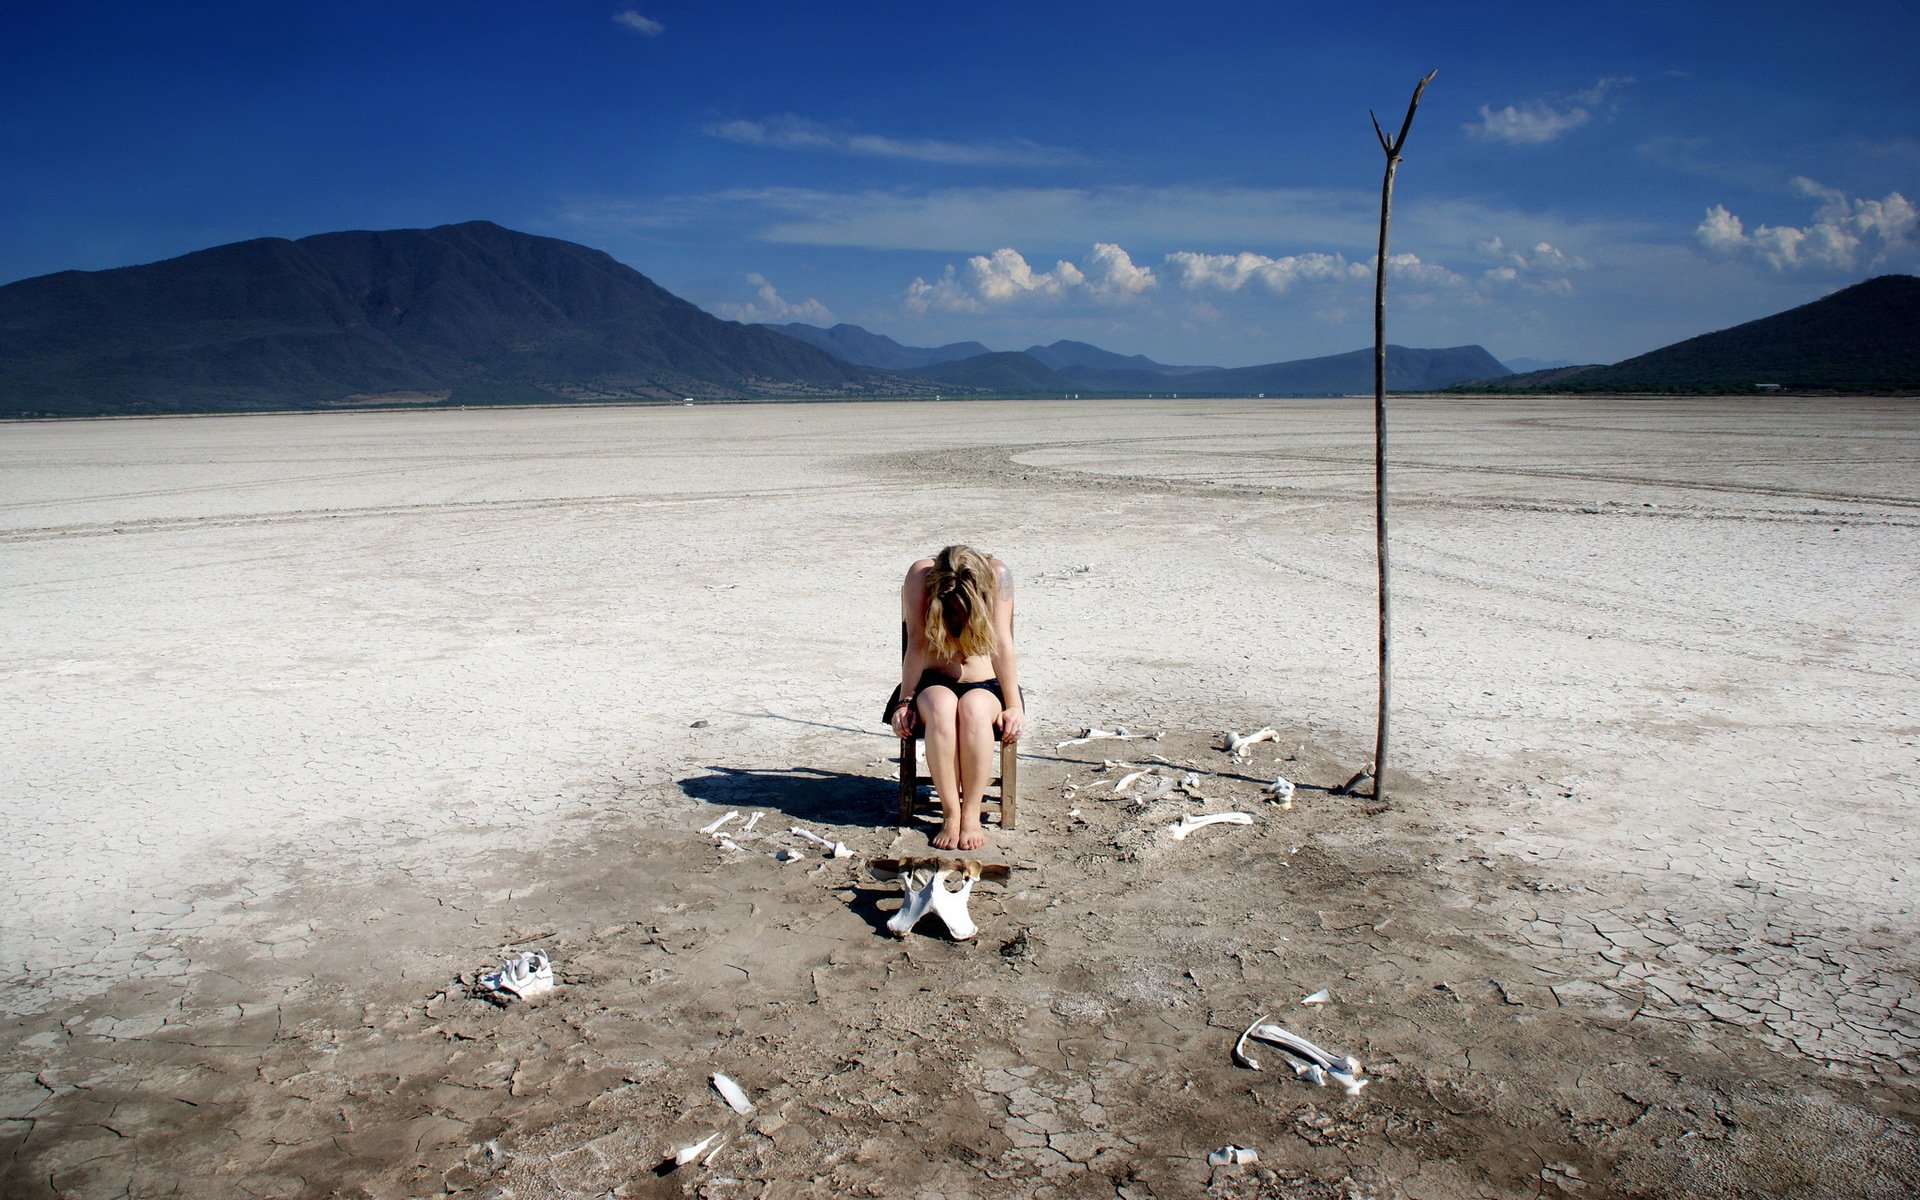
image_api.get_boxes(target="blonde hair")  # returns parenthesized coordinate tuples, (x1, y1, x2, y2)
(923, 544, 998, 661)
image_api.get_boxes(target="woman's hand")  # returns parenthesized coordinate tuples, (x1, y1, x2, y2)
(890, 698, 916, 738)
(997, 705, 1026, 744)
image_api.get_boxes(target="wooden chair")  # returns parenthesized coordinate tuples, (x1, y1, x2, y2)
(897, 731, 1019, 830)
(888, 624, 1020, 830)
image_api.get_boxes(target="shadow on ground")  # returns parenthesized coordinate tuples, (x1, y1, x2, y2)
(678, 764, 896, 827)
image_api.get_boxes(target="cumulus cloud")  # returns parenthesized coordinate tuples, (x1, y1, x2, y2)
(704, 115, 1060, 166)
(1695, 179, 1917, 270)
(1474, 235, 1590, 291)
(905, 244, 1157, 313)
(1164, 249, 1369, 293)
(1467, 77, 1631, 145)
(613, 10, 663, 35)
(711, 273, 833, 324)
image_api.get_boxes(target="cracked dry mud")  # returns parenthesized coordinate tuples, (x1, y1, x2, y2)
(3, 397, 1916, 1198)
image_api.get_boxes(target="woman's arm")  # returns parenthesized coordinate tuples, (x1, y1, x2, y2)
(892, 559, 935, 735)
(989, 558, 1023, 743)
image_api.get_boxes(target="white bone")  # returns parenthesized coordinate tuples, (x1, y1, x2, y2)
(1056, 726, 1161, 747)
(670, 1131, 720, 1166)
(869, 857, 1009, 940)
(1247, 1023, 1367, 1094)
(740, 812, 763, 834)
(1207, 1145, 1259, 1166)
(1167, 812, 1254, 840)
(1113, 769, 1151, 792)
(771, 848, 802, 862)
(1133, 776, 1175, 803)
(1264, 776, 1295, 809)
(699, 811, 740, 835)
(715, 837, 742, 853)
(1302, 988, 1330, 1005)
(1233, 1012, 1271, 1070)
(1224, 728, 1278, 759)
(710, 1072, 753, 1114)
(790, 827, 851, 858)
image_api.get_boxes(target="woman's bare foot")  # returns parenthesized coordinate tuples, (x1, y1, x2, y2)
(931, 821, 988, 851)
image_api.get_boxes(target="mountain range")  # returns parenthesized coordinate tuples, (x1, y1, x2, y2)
(2, 222, 1911, 416)
(1462, 275, 1920, 394)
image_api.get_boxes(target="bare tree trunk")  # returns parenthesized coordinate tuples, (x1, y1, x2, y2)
(1355, 70, 1435, 806)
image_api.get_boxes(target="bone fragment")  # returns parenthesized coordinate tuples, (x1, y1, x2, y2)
(669, 1132, 720, 1166)
(1233, 1012, 1271, 1070)
(1133, 776, 1175, 803)
(1207, 1145, 1259, 1167)
(710, 1072, 753, 1114)
(790, 827, 852, 858)
(715, 837, 743, 853)
(1247, 1022, 1368, 1095)
(1302, 988, 1330, 1005)
(868, 856, 1011, 940)
(1264, 776, 1296, 809)
(699, 811, 740, 835)
(740, 812, 763, 834)
(1057, 726, 1161, 748)
(1224, 728, 1278, 759)
(1166, 812, 1254, 841)
(1112, 769, 1151, 792)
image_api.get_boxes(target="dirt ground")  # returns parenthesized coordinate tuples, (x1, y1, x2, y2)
(2, 397, 1915, 1198)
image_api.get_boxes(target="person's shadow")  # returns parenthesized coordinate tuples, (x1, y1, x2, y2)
(677, 763, 896, 827)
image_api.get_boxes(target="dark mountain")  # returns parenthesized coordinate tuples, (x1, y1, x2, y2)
(1460, 275, 1920, 394)
(1023, 339, 1214, 376)
(901, 352, 1073, 393)
(0, 221, 903, 415)
(1052, 344, 1510, 394)
(768, 322, 989, 370)
(1563, 275, 1920, 392)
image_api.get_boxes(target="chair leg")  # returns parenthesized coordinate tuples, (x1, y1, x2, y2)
(999, 740, 1018, 830)
(897, 736, 918, 825)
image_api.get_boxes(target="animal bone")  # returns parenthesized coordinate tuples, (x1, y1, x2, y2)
(740, 812, 763, 834)
(790, 827, 852, 858)
(1112, 769, 1152, 792)
(868, 856, 1012, 940)
(1166, 812, 1254, 840)
(710, 1072, 753, 1114)
(1247, 1022, 1368, 1095)
(1133, 776, 1176, 803)
(1056, 726, 1161, 748)
(1264, 776, 1296, 809)
(1207, 1145, 1259, 1167)
(1224, 728, 1278, 759)
(699, 811, 740, 835)
(1233, 1012, 1272, 1070)
(668, 1131, 720, 1167)
(715, 836, 743, 853)
(1302, 988, 1330, 1005)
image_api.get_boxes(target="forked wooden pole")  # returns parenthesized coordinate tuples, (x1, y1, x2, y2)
(1354, 69, 1435, 806)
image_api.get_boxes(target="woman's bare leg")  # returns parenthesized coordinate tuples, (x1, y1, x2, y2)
(916, 689, 966, 849)
(952, 689, 1005, 851)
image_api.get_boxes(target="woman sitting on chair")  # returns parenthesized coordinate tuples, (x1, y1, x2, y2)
(890, 544, 1024, 851)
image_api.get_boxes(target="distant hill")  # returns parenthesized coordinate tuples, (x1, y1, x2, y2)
(1038, 344, 1510, 394)
(1461, 275, 1920, 394)
(1023, 339, 1214, 377)
(902, 351, 1073, 393)
(768, 322, 990, 370)
(0, 221, 907, 415)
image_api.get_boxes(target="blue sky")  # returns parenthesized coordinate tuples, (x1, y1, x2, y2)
(4, 2, 1916, 368)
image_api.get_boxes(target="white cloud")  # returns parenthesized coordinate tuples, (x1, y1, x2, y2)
(1165, 249, 1369, 293)
(906, 244, 1157, 313)
(1466, 77, 1631, 145)
(704, 115, 1061, 166)
(1083, 242, 1157, 299)
(711, 273, 833, 324)
(1385, 252, 1466, 286)
(1473, 235, 1590, 291)
(1694, 180, 1917, 270)
(612, 11, 664, 36)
